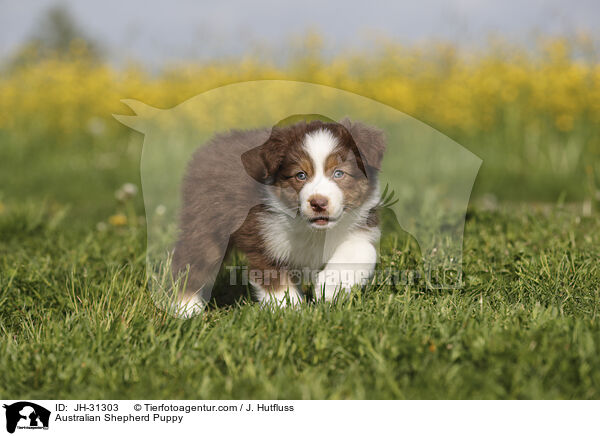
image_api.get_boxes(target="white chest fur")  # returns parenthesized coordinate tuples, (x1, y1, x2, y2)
(258, 192, 380, 271)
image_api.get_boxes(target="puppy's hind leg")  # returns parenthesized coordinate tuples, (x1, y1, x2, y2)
(170, 237, 229, 318)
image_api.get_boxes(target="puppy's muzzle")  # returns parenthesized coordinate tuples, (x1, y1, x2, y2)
(309, 195, 329, 213)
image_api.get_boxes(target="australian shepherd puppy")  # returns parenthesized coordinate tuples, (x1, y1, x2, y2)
(172, 118, 385, 315)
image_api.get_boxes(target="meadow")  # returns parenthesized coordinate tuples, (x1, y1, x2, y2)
(0, 38, 599, 398)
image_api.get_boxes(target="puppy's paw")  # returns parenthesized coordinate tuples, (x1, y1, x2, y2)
(255, 285, 304, 309)
(314, 266, 374, 302)
(314, 278, 350, 303)
(172, 294, 206, 318)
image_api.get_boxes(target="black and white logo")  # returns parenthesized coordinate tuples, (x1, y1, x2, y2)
(3, 402, 50, 434)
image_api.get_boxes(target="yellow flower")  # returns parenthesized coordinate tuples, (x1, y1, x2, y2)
(0, 34, 596, 150)
(108, 214, 128, 227)
(555, 114, 574, 132)
(501, 87, 519, 102)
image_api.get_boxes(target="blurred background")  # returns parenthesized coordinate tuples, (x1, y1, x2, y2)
(1, 0, 599, 229)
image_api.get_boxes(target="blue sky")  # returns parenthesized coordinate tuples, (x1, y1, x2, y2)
(1, 0, 598, 66)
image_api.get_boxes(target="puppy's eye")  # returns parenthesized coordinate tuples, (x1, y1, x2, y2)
(333, 169, 345, 179)
(296, 171, 307, 181)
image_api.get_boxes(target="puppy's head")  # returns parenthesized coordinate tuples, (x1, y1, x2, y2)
(242, 119, 385, 229)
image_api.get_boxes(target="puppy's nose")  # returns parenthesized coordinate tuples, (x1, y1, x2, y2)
(309, 195, 328, 212)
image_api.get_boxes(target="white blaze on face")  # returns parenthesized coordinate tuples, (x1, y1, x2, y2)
(300, 129, 344, 222)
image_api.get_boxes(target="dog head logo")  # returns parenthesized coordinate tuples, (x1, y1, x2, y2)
(114, 80, 481, 315)
(3, 402, 50, 433)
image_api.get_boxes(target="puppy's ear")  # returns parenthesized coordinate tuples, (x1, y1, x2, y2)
(241, 134, 286, 184)
(340, 118, 386, 171)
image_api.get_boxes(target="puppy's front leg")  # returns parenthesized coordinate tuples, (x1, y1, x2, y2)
(315, 233, 377, 302)
(250, 268, 304, 307)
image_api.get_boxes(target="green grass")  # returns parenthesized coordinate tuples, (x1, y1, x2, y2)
(1, 121, 599, 399)
(1, 196, 599, 399)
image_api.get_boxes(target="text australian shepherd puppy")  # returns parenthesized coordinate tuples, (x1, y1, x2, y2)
(172, 118, 385, 315)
